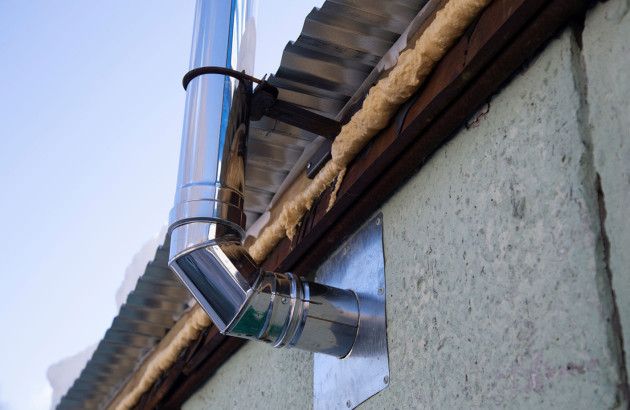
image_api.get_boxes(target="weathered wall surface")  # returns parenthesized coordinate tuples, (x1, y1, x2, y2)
(184, 1, 629, 408)
(582, 0, 630, 377)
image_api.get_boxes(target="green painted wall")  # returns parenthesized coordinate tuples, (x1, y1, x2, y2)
(184, 1, 629, 408)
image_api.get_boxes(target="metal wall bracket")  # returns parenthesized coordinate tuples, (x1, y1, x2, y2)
(313, 213, 389, 410)
(250, 80, 342, 139)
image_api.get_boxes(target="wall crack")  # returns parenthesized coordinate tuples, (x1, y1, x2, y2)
(596, 173, 630, 404)
(569, 22, 630, 404)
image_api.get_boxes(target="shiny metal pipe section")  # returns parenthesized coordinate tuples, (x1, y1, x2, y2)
(168, 0, 359, 358)
(169, 223, 359, 357)
(169, 0, 248, 235)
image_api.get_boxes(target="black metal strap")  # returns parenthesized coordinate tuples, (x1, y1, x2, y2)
(251, 81, 342, 140)
(182, 66, 261, 90)
(306, 140, 333, 179)
(182, 67, 342, 142)
(394, 91, 421, 139)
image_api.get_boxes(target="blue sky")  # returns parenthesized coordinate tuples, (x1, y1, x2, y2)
(0, 1, 319, 408)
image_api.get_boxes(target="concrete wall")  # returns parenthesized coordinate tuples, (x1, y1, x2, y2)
(184, 1, 629, 408)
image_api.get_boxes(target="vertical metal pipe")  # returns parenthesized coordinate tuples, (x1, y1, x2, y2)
(168, 0, 360, 358)
(170, 0, 247, 236)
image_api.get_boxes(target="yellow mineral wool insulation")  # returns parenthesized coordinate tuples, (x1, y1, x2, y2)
(113, 305, 210, 410)
(250, 0, 492, 263)
(249, 159, 344, 262)
(327, 167, 347, 211)
(113, 0, 493, 406)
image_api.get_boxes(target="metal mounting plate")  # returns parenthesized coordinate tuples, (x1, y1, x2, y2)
(313, 213, 389, 410)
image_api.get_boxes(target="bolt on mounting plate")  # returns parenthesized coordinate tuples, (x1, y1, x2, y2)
(313, 213, 389, 410)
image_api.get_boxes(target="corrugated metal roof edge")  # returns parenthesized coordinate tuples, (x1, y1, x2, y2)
(57, 235, 193, 410)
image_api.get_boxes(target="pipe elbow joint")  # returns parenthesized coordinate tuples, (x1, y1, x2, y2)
(168, 221, 359, 358)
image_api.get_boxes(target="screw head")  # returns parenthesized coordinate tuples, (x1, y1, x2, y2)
(346, 400, 351, 408)
(281, 297, 288, 304)
(384, 376, 389, 384)
(379, 288, 384, 295)
(376, 217, 381, 226)
(306, 162, 312, 169)
(343, 247, 348, 255)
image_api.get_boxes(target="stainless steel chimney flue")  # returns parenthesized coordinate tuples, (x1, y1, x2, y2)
(168, 0, 360, 358)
